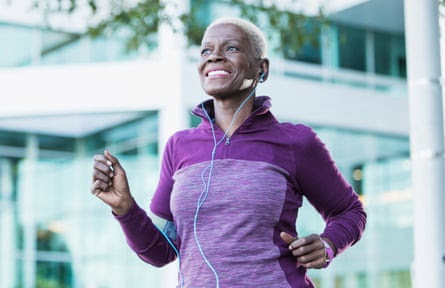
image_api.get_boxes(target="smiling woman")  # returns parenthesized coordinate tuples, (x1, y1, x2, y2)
(91, 17, 367, 288)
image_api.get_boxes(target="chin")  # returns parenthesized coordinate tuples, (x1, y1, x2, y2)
(204, 85, 243, 99)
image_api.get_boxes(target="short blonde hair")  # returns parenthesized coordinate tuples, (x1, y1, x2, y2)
(203, 17, 267, 58)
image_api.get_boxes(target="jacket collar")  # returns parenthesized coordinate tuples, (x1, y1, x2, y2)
(192, 96, 272, 126)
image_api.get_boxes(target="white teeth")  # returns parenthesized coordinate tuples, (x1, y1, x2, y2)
(208, 70, 229, 76)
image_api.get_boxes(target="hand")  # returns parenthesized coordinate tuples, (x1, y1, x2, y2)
(280, 232, 331, 269)
(91, 150, 134, 216)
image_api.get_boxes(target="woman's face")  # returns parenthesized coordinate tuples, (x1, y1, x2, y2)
(197, 23, 260, 99)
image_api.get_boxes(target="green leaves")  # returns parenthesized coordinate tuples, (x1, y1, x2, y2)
(88, 0, 164, 51)
(33, 0, 326, 56)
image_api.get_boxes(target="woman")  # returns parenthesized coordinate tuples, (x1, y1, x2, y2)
(91, 17, 366, 287)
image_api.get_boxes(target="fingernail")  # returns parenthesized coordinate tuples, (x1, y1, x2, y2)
(107, 160, 112, 166)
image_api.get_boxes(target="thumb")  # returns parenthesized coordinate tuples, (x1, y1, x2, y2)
(280, 231, 297, 244)
(104, 150, 124, 174)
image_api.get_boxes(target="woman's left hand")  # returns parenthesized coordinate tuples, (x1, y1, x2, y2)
(280, 232, 330, 269)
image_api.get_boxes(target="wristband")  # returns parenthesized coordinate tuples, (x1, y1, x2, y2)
(321, 238, 334, 267)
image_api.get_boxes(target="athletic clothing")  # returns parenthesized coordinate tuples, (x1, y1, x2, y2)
(115, 96, 366, 287)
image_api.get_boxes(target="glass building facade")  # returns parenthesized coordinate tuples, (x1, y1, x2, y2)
(0, 1, 411, 287)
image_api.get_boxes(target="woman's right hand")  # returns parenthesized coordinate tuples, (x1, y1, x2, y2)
(91, 150, 134, 216)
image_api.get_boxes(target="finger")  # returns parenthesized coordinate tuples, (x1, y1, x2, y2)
(291, 239, 324, 258)
(297, 248, 325, 265)
(289, 237, 307, 251)
(299, 251, 327, 269)
(280, 232, 297, 244)
(91, 179, 110, 194)
(289, 237, 319, 257)
(104, 150, 125, 174)
(94, 155, 113, 172)
(92, 159, 113, 183)
(93, 154, 108, 167)
(93, 169, 111, 183)
(291, 242, 315, 258)
(289, 234, 320, 250)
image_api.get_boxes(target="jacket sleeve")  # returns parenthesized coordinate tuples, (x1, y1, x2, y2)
(114, 201, 178, 267)
(294, 125, 367, 255)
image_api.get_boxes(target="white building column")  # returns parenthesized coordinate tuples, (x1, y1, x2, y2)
(157, 0, 189, 153)
(363, 165, 380, 288)
(20, 134, 39, 288)
(157, 2, 189, 287)
(0, 159, 16, 288)
(322, 25, 339, 69)
(404, 0, 445, 287)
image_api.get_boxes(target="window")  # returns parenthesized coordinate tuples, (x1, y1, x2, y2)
(374, 32, 406, 78)
(338, 25, 366, 71)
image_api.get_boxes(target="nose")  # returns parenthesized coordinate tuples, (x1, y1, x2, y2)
(207, 49, 225, 63)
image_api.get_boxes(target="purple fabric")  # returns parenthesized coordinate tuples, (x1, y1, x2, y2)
(116, 96, 367, 287)
(114, 202, 177, 267)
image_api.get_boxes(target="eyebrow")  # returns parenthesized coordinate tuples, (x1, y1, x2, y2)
(201, 38, 243, 47)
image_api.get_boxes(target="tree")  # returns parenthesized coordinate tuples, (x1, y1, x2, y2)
(30, 0, 327, 56)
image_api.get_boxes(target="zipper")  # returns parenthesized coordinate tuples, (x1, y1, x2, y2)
(225, 137, 230, 145)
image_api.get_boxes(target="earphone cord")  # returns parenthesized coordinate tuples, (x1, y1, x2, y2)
(194, 85, 257, 288)
(153, 224, 184, 287)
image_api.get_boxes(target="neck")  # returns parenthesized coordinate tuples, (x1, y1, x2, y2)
(213, 89, 256, 137)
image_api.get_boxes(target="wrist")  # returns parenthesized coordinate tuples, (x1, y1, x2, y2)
(112, 197, 134, 216)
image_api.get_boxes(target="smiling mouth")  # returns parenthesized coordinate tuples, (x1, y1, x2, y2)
(207, 70, 230, 77)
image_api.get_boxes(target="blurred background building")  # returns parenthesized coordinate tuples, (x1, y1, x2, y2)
(0, 0, 414, 287)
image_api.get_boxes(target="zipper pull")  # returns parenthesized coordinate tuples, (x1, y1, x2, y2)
(225, 137, 230, 145)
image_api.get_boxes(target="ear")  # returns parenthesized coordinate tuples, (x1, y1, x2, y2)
(258, 58, 270, 83)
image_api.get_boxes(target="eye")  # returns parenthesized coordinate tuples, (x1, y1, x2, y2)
(201, 48, 211, 56)
(227, 46, 239, 52)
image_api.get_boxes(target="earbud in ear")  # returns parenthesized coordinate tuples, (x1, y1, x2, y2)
(259, 71, 265, 83)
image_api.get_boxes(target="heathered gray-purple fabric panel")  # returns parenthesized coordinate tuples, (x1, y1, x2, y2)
(170, 159, 292, 287)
